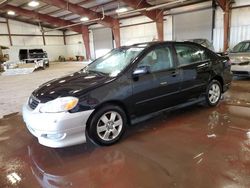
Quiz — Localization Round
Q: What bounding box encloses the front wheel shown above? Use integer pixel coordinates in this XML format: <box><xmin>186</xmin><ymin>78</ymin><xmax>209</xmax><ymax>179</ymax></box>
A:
<box><xmin>206</xmin><ymin>80</ymin><xmax>222</xmax><ymax>106</ymax></box>
<box><xmin>87</xmin><ymin>105</ymin><xmax>127</xmax><ymax>146</ymax></box>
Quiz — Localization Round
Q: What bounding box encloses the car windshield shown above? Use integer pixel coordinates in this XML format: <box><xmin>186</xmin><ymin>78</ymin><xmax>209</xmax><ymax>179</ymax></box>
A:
<box><xmin>84</xmin><ymin>47</ymin><xmax>144</xmax><ymax>77</ymax></box>
<box><xmin>232</xmin><ymin>42</ymin><xmax>250</xmax><ymax>52</ymax></box>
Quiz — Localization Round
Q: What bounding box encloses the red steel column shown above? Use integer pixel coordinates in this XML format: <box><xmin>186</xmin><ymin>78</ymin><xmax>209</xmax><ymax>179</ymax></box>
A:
<box><xmin>156</xmin><ymin>12</ymin><xmax>164</xmax><ymax>41</ymax></box>
<box><xmin>6</xmin><ymin>18</ymin><xmax>13</xmax><ymax>46</ymax></box>
<box><xmin>112</xmin><ymin>20</ymin><xmax>120</xmax><ymax>48</ymax></box>
<box><xmin>223</xmin><ymin>1</ymin><xmax>230</xmax><ymax>51</ymax></box>
<box><xmin>81</xmin><ymin>26</ymin><xmax>90</xmax><ymax>60</ymax></box>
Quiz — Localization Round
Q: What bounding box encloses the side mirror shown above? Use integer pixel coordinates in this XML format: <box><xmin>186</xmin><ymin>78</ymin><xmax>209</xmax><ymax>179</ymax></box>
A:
<box><xmin>132</xmin><ymin>66</ymin><xmax>150</xmax><ymax>77</ymax></box>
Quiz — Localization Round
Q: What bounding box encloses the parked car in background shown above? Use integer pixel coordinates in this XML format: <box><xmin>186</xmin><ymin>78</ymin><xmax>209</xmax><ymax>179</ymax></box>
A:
<box><xmin>188</xmin><ymin>39</ymin><xmax>215</xmax><ymax>51</ymax></box>
<box><xmin>19</xmin><ymin>48</ymin><xmax>49</xmax><ymax>69</ymax></box>
<box><xmin>22</xmin><ymin>41</ymin><xmax>232</xmax><ymax>148</ymax></box>
<box><xmin>0</xmin><ymin>45</ymin><xmax>9</xmax><ymax>72</ymax></box>
<box><xmin>228</xmin><ymin>40</ymin><xmax>250</xmax><ymax>77</ymax></box>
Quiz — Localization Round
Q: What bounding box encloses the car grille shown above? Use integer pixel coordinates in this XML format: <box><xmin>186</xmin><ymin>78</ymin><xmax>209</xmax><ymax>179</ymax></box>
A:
<box><xmin>28</xmin><ymin>95</ymin><xmax>40</xmax><ymax>110</ymax></box>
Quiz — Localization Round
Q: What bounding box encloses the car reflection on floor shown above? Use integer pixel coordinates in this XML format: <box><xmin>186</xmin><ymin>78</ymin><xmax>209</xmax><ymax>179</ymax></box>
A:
<box><xmin>22</xmin><ymin>102</ymin><xmax>250</xmax><ymax>188</ymax></box>
<box><xmin>28</xmin><ymin>144</ymin><xmax>126</xmax><ymax>188</ymax></box>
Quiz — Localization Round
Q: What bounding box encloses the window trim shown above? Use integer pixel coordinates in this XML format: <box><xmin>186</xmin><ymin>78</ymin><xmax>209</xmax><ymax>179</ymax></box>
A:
<box><xmin>177</xmin><ymin>59</ymin><xmax>210</xmax><ymax>68</ymax></box>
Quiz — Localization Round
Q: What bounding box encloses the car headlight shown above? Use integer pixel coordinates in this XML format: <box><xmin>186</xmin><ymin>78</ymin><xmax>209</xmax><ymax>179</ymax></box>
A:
<box><xmin>39</xmin><ymin>97</ymin><xmax>79</xmax><ymax>113</ymax></box>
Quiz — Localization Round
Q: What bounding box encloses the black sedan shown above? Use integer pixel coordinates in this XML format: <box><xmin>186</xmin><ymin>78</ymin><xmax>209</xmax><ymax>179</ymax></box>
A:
<box><xmin>22</xmin><ymin>41</ymin><xmax>232</xmax><ymax>147</ymax></box>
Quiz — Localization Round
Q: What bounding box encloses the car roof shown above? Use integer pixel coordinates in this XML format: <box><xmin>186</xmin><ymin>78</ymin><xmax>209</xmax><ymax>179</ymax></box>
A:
<box><xmin>121</xmin><ymin>41</ymin><xmax>200</xmax><ymax>48</ymax></box>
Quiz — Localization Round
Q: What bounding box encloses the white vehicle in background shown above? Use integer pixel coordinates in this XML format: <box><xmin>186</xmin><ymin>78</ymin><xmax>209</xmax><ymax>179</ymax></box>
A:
<box><xmin>19</xmin><ymin>49</ymin><xmax>49</xmax><ymax>69</ymax></box>
<box><xmin>229</xmin><ymin>40</ymin><xmax>250</xmax><ymax>77</ymax></box>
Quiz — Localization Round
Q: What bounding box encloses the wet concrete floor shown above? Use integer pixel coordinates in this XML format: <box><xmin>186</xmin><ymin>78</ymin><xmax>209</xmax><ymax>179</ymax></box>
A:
<box><xmin>0</xmin><ymin>79</ymin><xmax>250</xmax><ymax>188</ymax></box>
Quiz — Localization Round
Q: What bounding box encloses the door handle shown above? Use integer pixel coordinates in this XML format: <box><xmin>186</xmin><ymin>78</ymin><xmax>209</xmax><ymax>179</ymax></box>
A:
<box><xmin>160</xmin><ymin>81</ymin><xmax>168</xmax><ymax>85</ymax></box>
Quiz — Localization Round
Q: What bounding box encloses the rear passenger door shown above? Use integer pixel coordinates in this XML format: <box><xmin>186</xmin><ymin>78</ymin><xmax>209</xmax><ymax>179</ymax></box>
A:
<box><xmin>174</xmin><ymin>44</ymin><xmax>211</xmax><ymax>100</ymax></box>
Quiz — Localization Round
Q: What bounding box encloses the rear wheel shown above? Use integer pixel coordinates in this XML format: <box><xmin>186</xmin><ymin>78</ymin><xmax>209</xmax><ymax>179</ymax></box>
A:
<box><xmin>87</xmin><ymin>105</ymin><xmax>127</xmax><ymax>146</ymax></box>
<box><xmin>206</xmin><ymin>80</ymin><xmax>222</xmax><ymax>106</ymax></box>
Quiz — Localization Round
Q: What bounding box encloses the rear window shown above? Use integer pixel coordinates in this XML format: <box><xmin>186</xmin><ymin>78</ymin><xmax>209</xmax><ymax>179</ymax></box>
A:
<box><xmin>29</xmin><ymin>49</ymin><xmax>43</xmax><ymax>54</ymax></box>
<box><xmin>175</xmin><ymin>44</ymin><xmax>208</xmax><ymax>66</ymax></box>
<box><xmin>19</xmin><ymin>49</ymin><xmax>27</xmax><ymax>54</ymax></box>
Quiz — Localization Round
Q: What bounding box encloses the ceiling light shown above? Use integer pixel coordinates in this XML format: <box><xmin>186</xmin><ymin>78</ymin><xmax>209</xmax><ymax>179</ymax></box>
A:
<box><xmin>80</xmin><ymin>17</ymin><xmax>89</xmax><ymax>22</ymax></box>
<box><xmin>7</xmin><ymin>11</ymin><xmax>15</xmax><ymax>15</ymax></box>
<box><xmin>28</xmin><ymin>1</ymin><xmax>40</xmax><ymax>7</ymax></box>
<box><xmin>116</xmin><ymin>7</ymin><xmax>128</xmax><ymax>13</ymax></box>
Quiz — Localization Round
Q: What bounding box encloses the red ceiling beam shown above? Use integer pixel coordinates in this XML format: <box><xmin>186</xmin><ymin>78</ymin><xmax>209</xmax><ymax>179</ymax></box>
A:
<box><xmin>0</xmin><ymin>0</ymin><xmax>11</xmax><ymax>8</ymax></box>
<box><xmin>3</xmin><ymin>4</ymin><xmax>91</xmax><ymax>59</ymax></box>
<box><xmin>215</xmin><ymin>0</ymin><xmax>227</xmax><ymax>11</ymax></box>
<box><xmin>121</xmin><ymin>0</ymin><xmax>164</xmax><ymax>41</ymax></box>
<box><xmin>40</xmin><ymin>0</ymin><xmax>121</xmax><ymax>47</ymax></box>
<box><xmin>0</xmin><ymin>12</ymin><xmax>54</xmax><ymax>29</ymax></box>
<box><xmin>121</xmin><ymin>0</ymin><xmax>163</xmax><ymax>22</ymax></box>
<box><xmin>41</xmin><ymin>0</ymin><xmax>117</xmax><ymax>28</ymax></box>
<box><xmin>3</xmin><ymin>4</ymin><xmax>84</xmax><ymax>33</ymax></box>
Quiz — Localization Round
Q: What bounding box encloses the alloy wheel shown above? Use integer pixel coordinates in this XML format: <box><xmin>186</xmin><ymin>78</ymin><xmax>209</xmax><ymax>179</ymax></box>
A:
<box><xmin>208</xmin><ymin>83</ymin><xmax>221</xmax><ymax>104</ymax></box>
<box><xmin>96</xmin><ymin>111</ymin><xmax>123</xmax><ymax>141</ymax></box>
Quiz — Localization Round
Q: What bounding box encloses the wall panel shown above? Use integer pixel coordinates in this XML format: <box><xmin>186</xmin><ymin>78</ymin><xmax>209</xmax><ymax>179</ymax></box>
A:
<box><xmin>173</xmin><ymin>9</ymin><xmax>213</xmax><ymax>41</ymax></box>
<box><xmin>0</xmin><ymin>23</ymin><xmax>8</xmax><ymax>34</ymax></box>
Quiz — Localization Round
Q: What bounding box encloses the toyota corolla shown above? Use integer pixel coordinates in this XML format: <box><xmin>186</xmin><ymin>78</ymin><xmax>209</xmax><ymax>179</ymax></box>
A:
<box><xmin>22</xmin><ymin>41</ymin><xmax>232</xmax><ymax>148</ymax></box>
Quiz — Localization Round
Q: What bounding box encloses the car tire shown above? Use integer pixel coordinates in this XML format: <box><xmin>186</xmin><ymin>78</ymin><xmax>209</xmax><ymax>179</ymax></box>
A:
<box><xmin>205</xmin><ymin>80</ymin><xmax>222</xmax><ymax>106</ymax></box>
<box><xmin>41</xmin><ymin>62</ymin><xmax>46</xmax><ymax>70</ymax></box>
<box><xmin>87</xmin><ymin>105</ymin><xmax>127</xmax><ymax>146</ymax></box>
<box><xmin>46</xmin><ymin>62</ymin><xmax>49</xmax><ymax>67</ymax></box>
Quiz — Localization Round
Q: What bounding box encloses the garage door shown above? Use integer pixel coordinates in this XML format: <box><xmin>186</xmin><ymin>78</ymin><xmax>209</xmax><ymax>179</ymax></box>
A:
<box><xmin>92</xmin><ymin>28</ymin><xmax>113</xmax><ymax>58</ymax></box>
<box><xmin>173</xmin><ymin>9</ymin><xmax>213</xmax><ymax>41</ymax></box>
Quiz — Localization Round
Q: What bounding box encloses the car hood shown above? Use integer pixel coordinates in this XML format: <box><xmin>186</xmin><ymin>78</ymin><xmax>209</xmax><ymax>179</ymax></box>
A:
<box><xmin>229</xmin><ymin>53</ymin><xmax>250</xmax><ymax>64</ymax></box>
<box><xmin>32</xmin><ymin>70</ymin><xmax>113</xmax><ymax>102</ymax></box>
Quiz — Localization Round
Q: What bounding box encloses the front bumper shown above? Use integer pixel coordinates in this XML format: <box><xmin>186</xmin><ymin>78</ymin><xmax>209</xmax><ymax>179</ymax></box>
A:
<box><xmin>231</xmin><ymin>65</ymin><xmax>250</xmax><ymax>77</ymax></box>
<box><xmin>22</xmin><ymin>103</ymin><xmax>94</xmax><ymax>148</ymax></box>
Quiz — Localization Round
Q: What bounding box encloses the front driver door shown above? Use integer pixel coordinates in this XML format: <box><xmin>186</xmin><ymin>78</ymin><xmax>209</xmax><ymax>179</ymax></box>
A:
<box><xmin>131</xmin><ymin>45</ymin><xmax>182</xmax><ymax>117</ymax></box>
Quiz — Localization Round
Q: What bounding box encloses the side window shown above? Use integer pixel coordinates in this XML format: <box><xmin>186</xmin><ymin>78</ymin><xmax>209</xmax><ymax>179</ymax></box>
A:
<box><xmin>175</xmin><ymin>45</ymin><xmax>208</xmax><ymax>66</ymax></box>
<box><xmin>137</xmin><ymin>46</ymin><xmax>173</xmax><ymax>73</ymax></box>
<box><xmin>242</xmin><ymin>42</ymin><xmax>250</xmax><ymax>52</ymax></box>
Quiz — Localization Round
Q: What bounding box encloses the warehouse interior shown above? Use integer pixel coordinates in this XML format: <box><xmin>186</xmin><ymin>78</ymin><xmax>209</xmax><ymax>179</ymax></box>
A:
<box><xmin>0</xmin><ymin>0</ymin><xmax>250</xmax><ymax>187</ymax></box>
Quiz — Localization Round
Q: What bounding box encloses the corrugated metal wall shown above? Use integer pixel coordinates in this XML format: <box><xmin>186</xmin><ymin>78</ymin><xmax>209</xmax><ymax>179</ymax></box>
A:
<box><xmin>230</xmin><ymin>25</ymin><xmax>250</xmax><ymax>46</ymax></box>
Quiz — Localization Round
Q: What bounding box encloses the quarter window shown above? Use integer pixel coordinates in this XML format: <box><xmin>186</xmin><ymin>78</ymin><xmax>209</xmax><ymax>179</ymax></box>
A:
<box><xmin>175</xmin><ymin>45</ymin><xmax>208</xmax><ymax>66</ymax></box>
<box><xmin>137</xmin><ymin>46</ymin><xmax>174</xmax><ymax>73</ymax></box>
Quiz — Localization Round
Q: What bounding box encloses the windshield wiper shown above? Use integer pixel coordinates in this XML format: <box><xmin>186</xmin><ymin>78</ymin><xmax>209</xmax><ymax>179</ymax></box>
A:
<box><xmin>87</xmin><ymin>69</ymin><xmax>109</xmax><ymax>76</ymax></box>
